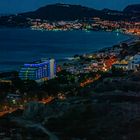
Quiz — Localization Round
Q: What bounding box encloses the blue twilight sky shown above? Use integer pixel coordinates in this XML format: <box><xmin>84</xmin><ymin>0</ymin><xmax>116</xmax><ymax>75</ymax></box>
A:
<box><xmin>0</xmin><ymin>0</ymin><xmax>140</xmax><ymax>14</ymax></box>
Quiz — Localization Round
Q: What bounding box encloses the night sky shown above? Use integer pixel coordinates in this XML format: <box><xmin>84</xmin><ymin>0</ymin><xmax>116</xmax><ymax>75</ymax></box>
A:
<box><xmin>0</xmin><ymin>0</ymin><xmax>140</xmax><ymax>13</ymax></box>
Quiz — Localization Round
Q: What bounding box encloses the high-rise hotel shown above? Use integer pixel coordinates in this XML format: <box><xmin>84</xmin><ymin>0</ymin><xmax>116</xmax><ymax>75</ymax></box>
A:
<box><xmin>19</xmin><ymin>58</ymin><xmax>56</xmax><ymax>82</ymax></box>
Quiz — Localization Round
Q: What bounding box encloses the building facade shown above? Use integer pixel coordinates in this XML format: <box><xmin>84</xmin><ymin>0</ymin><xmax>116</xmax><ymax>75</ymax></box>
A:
<box><xmin>128</xmin><ymin>54</ymin><xmax>140</xmax><ymax>70</ymax></box>
<box><xmin>113</xmin><ymin>64</ymin><xmax>128</xmax><ymax>71</ymax></box>
<box><xmin>19</xmin><ymin>58</ymin><xmax>56</xmax><ymax>82</ymax></box>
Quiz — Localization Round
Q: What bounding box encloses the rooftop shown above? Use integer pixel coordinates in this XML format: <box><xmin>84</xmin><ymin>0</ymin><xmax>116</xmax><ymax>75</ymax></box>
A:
<box><xmin>23</xmin><ymin>58</ymin><xmax>55</xmax><ymax>67</ymax></box>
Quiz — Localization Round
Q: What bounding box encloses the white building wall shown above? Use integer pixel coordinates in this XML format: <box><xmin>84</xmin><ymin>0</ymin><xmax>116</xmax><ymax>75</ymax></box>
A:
<box><xmin>49</xmin><ymin>59</ymin><xmax>56</xmax><ymax>79</ymax></box>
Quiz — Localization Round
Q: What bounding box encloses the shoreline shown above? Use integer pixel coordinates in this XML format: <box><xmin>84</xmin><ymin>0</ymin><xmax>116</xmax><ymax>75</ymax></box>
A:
<box><xmin>59</xmin><ymin>34</ymin><xmax>136</xmax><ymax>61</ymax></box>
<box><xmin>0</xmin><ymin>28</ymin><xmax>138</xmax><ymax>74</ymax></box>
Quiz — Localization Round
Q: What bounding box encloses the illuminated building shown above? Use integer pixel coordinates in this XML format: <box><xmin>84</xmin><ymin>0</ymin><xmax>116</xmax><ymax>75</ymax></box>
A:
<box><xmin>113</xmin><ymin>64</ymin><xmax>128</xmax><ymax>70</ymax></box>
<box><xmin>19</xmin><ymin>58</ymin><xmax>56</xmax><ymax>82</ymax></box>
<box><xmin>128</xmin><ymin>54</ymin><xmax>140</xmax><ymax>70</ymax></box>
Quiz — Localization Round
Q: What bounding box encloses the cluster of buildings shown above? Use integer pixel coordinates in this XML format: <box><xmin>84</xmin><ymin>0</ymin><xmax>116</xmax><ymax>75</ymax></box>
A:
<box><xmin>114</xmin><ymin>53</ymin><xmax>140</xmax><ymax>71</ymax></box>
<box><xmin>29</xmin><ymin>18</ymin><xmax>140</xmax><ymax>35</ymax></box>
<box><xmin>128</xmin><ymin>54</ymin><xmax>140</xmax><ymax>70</ymax></box>
<box><xmin>92</xmin><ymin>18</ymin><xmax>140</xmax><ymax>35</ymax></box>
<box><xmin>63</xmin><ymin>54</ymin><xmax>117</xmax><ymax>75</ymax></box>
<box><xmin>62</xmin><ymin>38</ymin><xmax>140</xmax><ymax>78</ymax></box>
<box><xmin>31</xmin><ymin>19</ymin><xmax>83</xmax><ymax>31</ymax></box>
<box><xmin>19</xmin><ymin>58</ymin><xmax>56</xmax><ymax>83</ymax></box>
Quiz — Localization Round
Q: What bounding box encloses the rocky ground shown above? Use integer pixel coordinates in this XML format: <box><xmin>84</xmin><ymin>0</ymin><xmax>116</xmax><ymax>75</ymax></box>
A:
<box><xmin>43</xmin><ymin>97</ymin><xmax>140</xmax><ymax>140</ymax></box>
<box><xmin>1</xmin><ymin>72</ymin><xmax>140</xmax><ymax>140</ymax></box>
<box><xmin>0</xmin><ymin>94</ymin><xmax>140</xmax><ymax>140</ymax></box>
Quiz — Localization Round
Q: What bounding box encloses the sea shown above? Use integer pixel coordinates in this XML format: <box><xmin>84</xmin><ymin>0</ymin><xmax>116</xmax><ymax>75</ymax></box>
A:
<box><xmin>0</xmin><ymin>28</ymin><xmax>130</xmax><ymax>72</ymax></box>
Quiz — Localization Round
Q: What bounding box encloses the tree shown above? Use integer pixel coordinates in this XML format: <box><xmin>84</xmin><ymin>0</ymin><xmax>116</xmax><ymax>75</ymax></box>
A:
<box><xmin>111</xmin><ymin>66</ymin><xmax>124</xmax><ymax>76</ymax></box>
<box><xmin>43</xmin><ymin>79</ymin><xmax>60</xmax><ymax>95</ymax></box>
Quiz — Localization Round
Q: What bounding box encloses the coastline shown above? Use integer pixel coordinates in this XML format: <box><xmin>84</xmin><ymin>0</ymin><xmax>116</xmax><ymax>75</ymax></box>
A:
<box><xmin>0</xmin><ymin>28</ymin><xmax>138</xmax><ymax>73</ymax></box>
<box><xmin>58</xmin><ymin>35</ymin><xmax>140</xmax><ymax>69</ymax></box>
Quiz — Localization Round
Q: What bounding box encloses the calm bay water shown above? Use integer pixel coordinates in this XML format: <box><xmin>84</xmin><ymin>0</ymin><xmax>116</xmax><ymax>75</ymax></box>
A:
<box><xmin>0</xmin><ymin>28</ymin><xmax>130</xmax><ymax>72</ymax></box>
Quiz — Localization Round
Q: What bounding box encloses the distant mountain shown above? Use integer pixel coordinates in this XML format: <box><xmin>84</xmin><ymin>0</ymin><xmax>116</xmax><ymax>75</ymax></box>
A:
<box><xmin>102</xmin><ymin>8</ymin><xmax>121</xmax><ymax>14</ymax></box>
<box><xmin>19</xmin><ymin>3</ymin><xmax>129</xmax><ymax>21</ymax></box>
<box><xmin>123</xmin><ymin>4</ymin><xmax>140</xmax><ymax>14</ymax></box>
<box><xmin>20</xmin><ymin>3</ymin><xmax>103</xmax><ymax>20</ymax></box>
<box><xmin>0</xmin><ymin>3</ymin><xmax>140</xmax><ymax>27</ymax></box>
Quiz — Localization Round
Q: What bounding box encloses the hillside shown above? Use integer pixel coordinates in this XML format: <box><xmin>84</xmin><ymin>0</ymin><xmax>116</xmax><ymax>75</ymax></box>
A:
<box><xmin>0</xmin><ymin>3</ymin><xmax>140</xmax><ymax>27</ymax></box>
<box><xmin>20</xmin><ymin>3</ymin><xmax>103</xmax><ymax>20</ymax></box>
<box><xmin>124</xmin><ymin>4</ymin><xmax>140</xmax><ymax>13</ymax></box>
<box><xmin>20</xmin><ymin>3</ymin><xmax>130</xmax><ymax>21</ymax></box>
